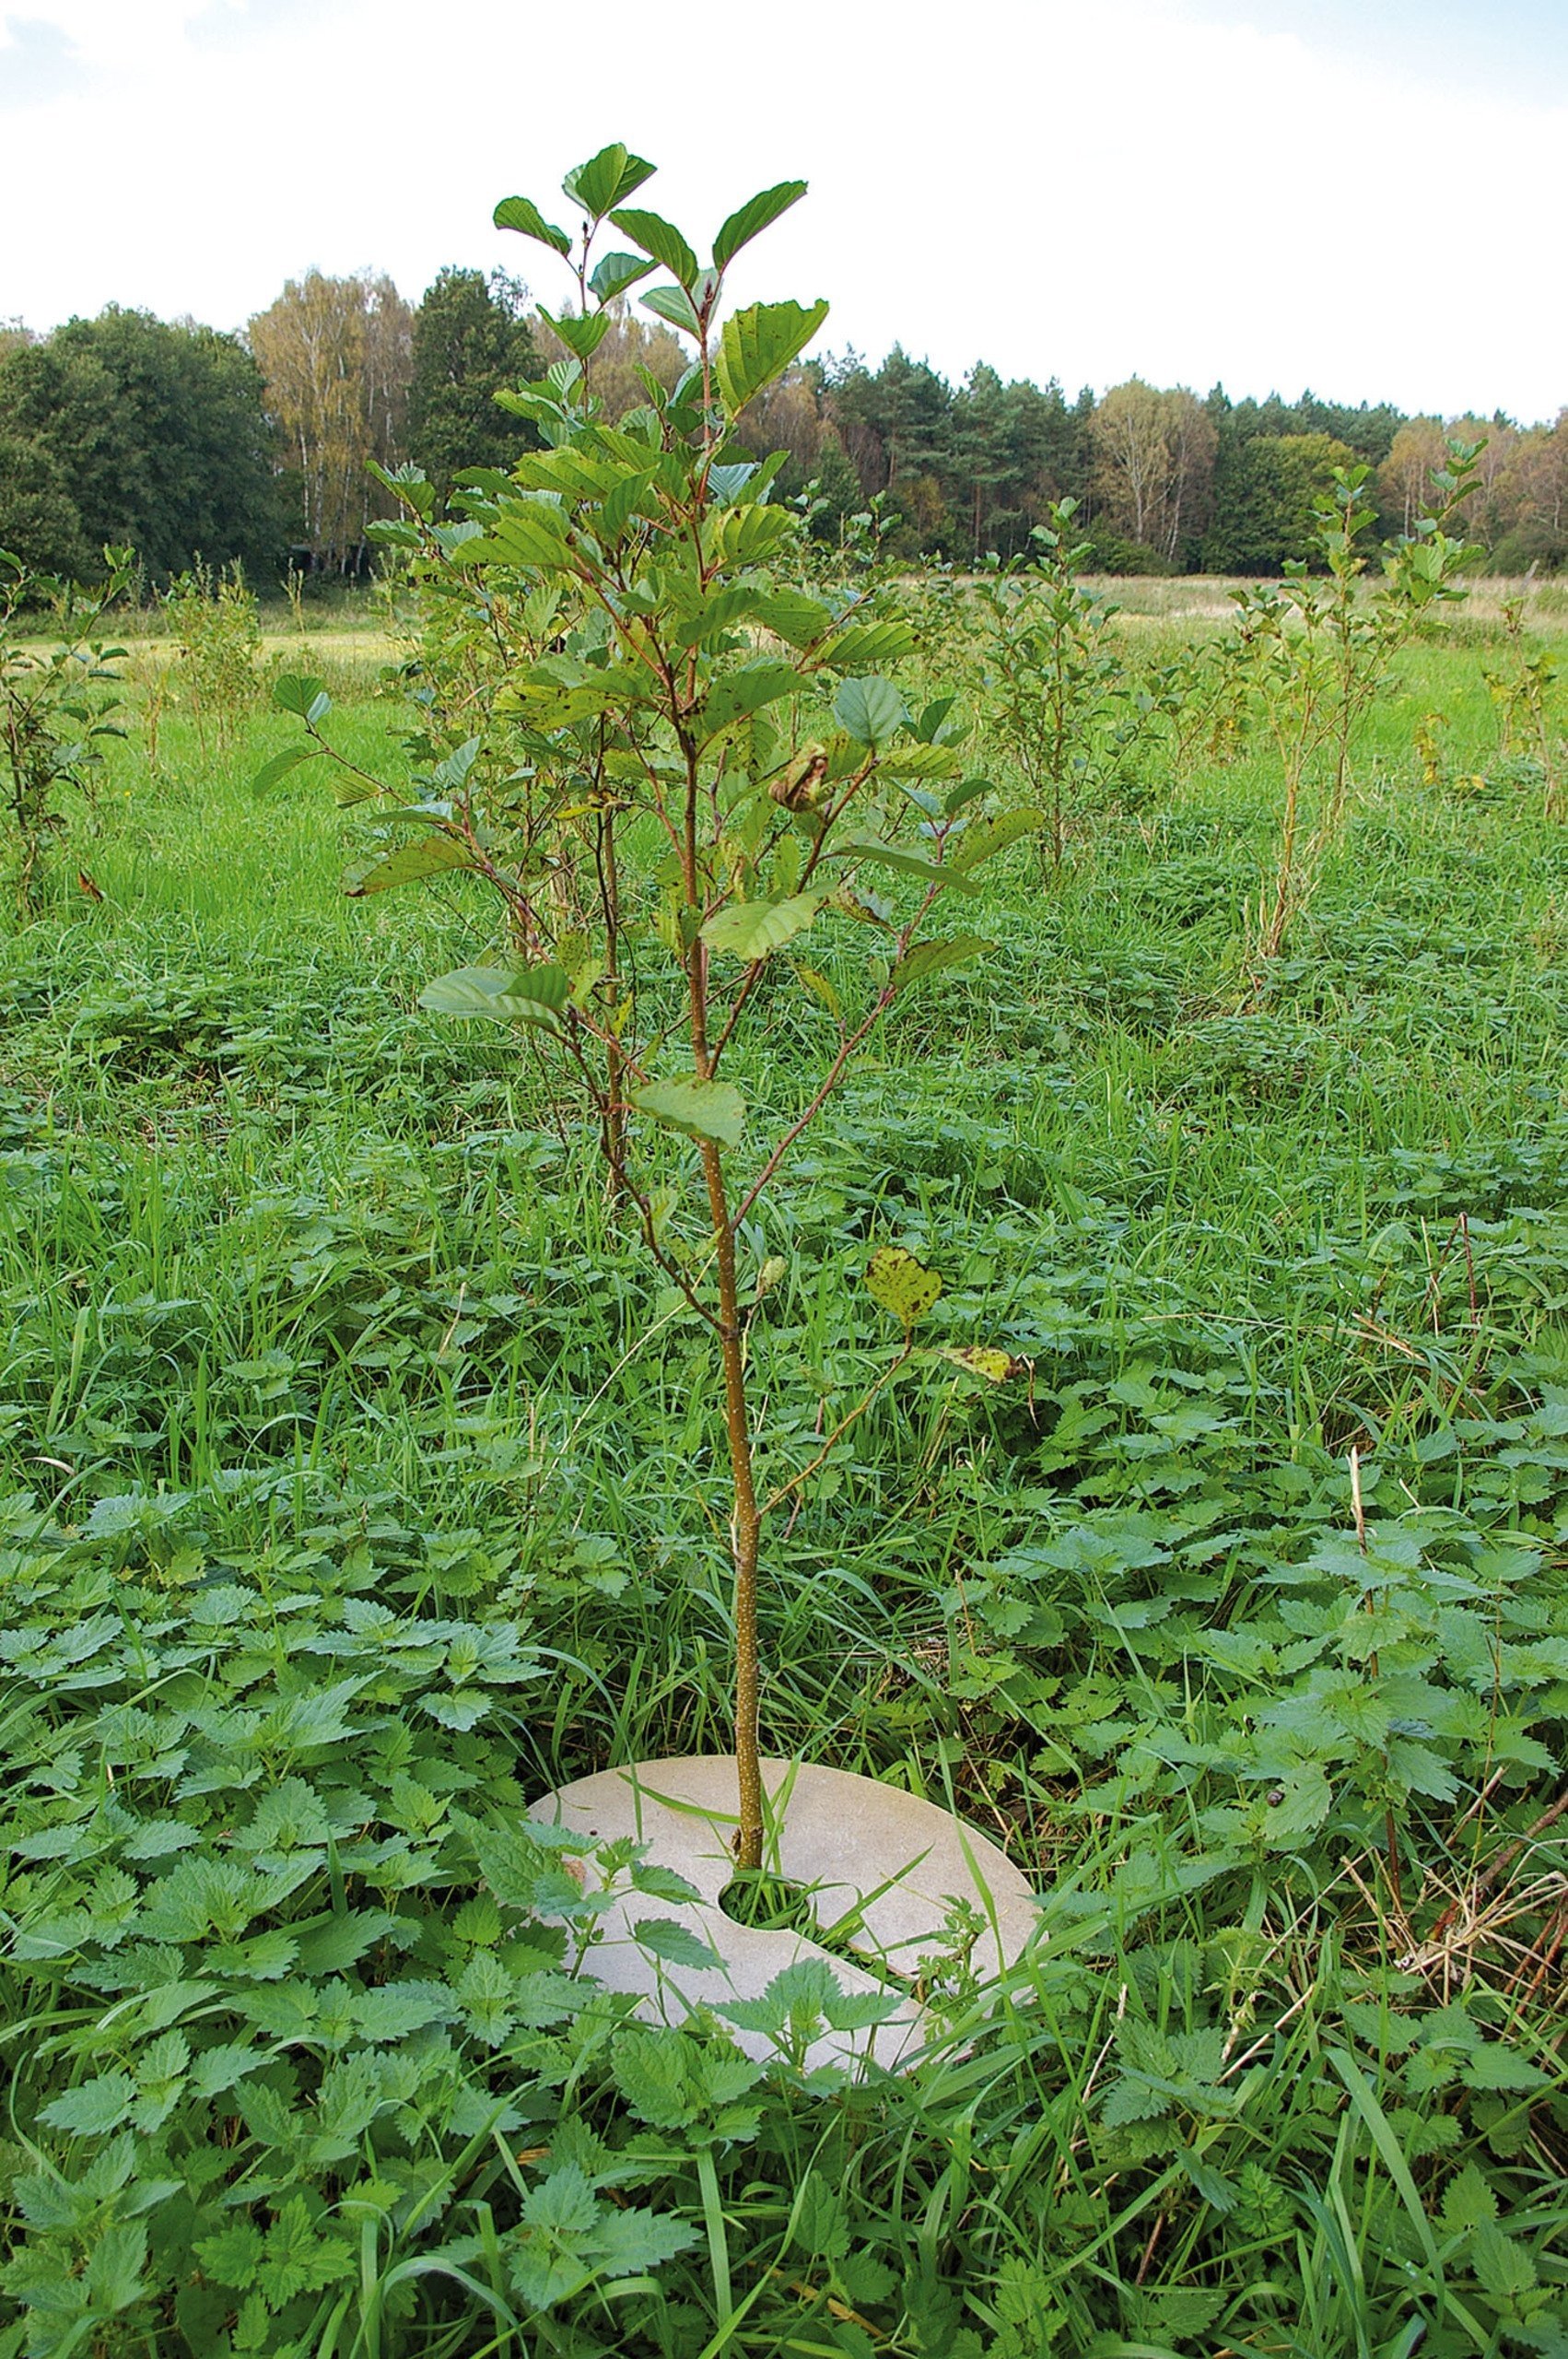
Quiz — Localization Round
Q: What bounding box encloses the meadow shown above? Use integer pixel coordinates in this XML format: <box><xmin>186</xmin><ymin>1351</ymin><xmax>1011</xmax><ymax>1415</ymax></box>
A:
<box><xmin>2</xmin><ymin>585</ymin><xmax>1568</xmax><ymax>2359</ymax></box>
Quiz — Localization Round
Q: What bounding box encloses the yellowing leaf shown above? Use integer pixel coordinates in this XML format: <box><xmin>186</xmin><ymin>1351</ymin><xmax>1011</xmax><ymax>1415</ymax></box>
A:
<box><xmin>865</xmin><ymin>1246</ymin><xmax>942</xmax><ymax>1329</ymax></box>
<box><xmin>939</xmin><ymin>1345</ymin><xmax>1027</xmax><ymax>1383</ymax></box>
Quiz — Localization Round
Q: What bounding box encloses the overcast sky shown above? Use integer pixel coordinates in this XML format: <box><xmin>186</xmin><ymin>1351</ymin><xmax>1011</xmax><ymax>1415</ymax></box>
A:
<box><xmin>2</xmin><ymin>0</ymin><xmax>1563</xmax><ymax>421</ymax></box>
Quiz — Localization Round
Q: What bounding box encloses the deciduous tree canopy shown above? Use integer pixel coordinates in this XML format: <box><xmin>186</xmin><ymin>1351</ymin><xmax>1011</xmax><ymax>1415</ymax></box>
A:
<box><xmin>3</xmin><ymin>276</ymin><xmax>1565</xmax><ymax>584</ymax></box>
<box><xmin>0</xmin><ymin>309</ymin><xmax>280</xmax><ymax>583</ymax></box>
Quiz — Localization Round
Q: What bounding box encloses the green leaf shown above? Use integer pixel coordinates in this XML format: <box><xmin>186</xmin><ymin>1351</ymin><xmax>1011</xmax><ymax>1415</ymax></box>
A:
<box><xmin>640</xmin><ymin>284</ymin><xmax>702</xmax><ymax>338</ymax></box>
<box><xmin>866</xmin><ymin>1245</ymin><xmax>942</xmax><ymax>1329</ymax></box>
<box><xmin>418</xmin><ymin>966</ymin><xmax>570</xmax><ymax>1029</ymax></box>
<box><xmin>351</xmin><ymin>1982</ymin><xmax>456</xmax><ymax>2043</ymax></box>
<box><xmin>888</xmin><ymin>934</ymin><xmax>992</xmax><ymax>995</ymax></box>
<box><xmin>1439</xmin><ymin>2162</ymin><xmax>1499</xmax><ymax>2236</ymax></box>
<box><xmin>631</xmin><ymin>1916</ymin><xmax>724</xmax><ymax>1968</ymax></box>
<box><xmin>563</xmin><ymin>144</ymin><xmax>656</xmax><ymax>219</ymax></box>
<box><xmin>633</xmin><ymin>1075</ymin><xmax>745</xmax><ymax>1149</ymax></box>
<box><xmin>712</xmin><ymin>181</ymin><xmax>808</xmax><ymax>269</ymax></box>
<box><xmin>1462</xmin><ymin>2042</ymin><xmax>1548</xmax><ymax>2092</ymax></box>
<box><xmin>609</xmin><ymin>207</ymin><xmax>699</xmax><ymax>292</ymax></box>
<box><xmin>674</xmin><ymin>584</ymin><xmax>766</xmax><ymax>650</ymax></box>
<box><xmin>835</xmin><ymin>675</ymin><xmax>907</xmax><ymax>749</ymax></box>
<box><xmin>1326</xmin><ymin>2049</ymin><xmax>1439</xmax><ymax>2273</ymax></box>
<box><xmin>629</xmin><ymin>1862</ymin><xmax>705</xmax><ymax>1905</ymax></box>
<box><xmin>817</xmin><ymin>620</ymin><xmax>918</xmax><ymax>671</ymax></box>
<box><xmin>479</xmin><ymin>503</ymin><xmax>575</xmax><ymax>571</ymax></box>
<box><xmin>613</xmin><ymin>2027</ymin><xmax>701</xmax><ymax>2126</ymax></box>
<box><xmin>751</xmin><ymin>590</ymin><xmax>834</xmax><ymax>648</ymax></box>
<box><xmin>38</xmin><ymin>2071</ymin><xmax>136</xmax><ymax>2136</ymax></box>
<box><xmin>715</xmin><ymin>299</ymin><xmax>829</xmax><ymax>416</ymax></box>
<box><xmin>536</xmin><ymin>306</ymin><xmax>611</xmax><ymax>362</ymax></box>
<box><xmin>950</xmin><ymin>808</ymin><xmax>1046</xmax><ymax>874</ymax></box>
<box><xmin>588</xmin><ymin>2206</ymin><xmax>698</xmax><ymax>2279</ymax></box>
<box><xmin>701</xmin><ymin>894</ymin><xmax>823</xmax><ymax>961</ymax></box>
<box><xmin>1471</xmin><ymin>2220</ymin><xmax>1539</xmax><ymax>2303</ymax></box>
<box><xmin>835</xmin><ymin>835</ymin><xmax>979</xmax><ymax>896</ymax></box>
<box><xmin>589</xmin><ymin>249</ymin><xmax>655</xmax><ymax>304</ymax></box>
<box><xmin>792</xmin><ymin>2170</ymin><xmax>850</xmax><ymax>2259</ymax></box>
<box><xmin>880</xmin><ymin>742</ymin><xmax>964</xmax><ymax>781</ymax></box>
<box><xmin>273</xmin><ymin>673</ymin><xmax>330</xmax><ymax>724</ymax></box>
<box><xmin>344</xmin><ymin>834</ymin><xmax>473</xmax><ymax>896</ymax></box>
<box><xmin>699</xmin><ymin>659</ymin><xmax>799</xmax><ymax>742</ymax></box>
<box><xmin>494</xmin><ymin>194</ymin><xmax>571</xmax><ymax>255</ymax></box>
<box><xmin>253</xmin><ymin>745</ymin><xmax>316</xmax><ymax>793</ymax></box>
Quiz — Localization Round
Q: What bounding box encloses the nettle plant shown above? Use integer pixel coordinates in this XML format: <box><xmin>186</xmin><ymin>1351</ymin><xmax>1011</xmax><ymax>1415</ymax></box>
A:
<box><xmin>1228</xmin><ymin>449</ymin><xmax>1480</xmax><ymax>960</ymax></box>
<box><xmin>269</xmin><ymin>145</ymin><xmax>1037</xmax><ymax>1872</ymax></box>
<box><xmin>0</xmin><ymin>545</ymin><xmax>133</xmax><ymax>912</ymax></box>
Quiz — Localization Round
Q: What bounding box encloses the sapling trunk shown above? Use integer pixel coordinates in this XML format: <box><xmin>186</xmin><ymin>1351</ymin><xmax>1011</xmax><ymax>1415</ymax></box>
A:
<box><xmin>701</xmin><ymin>1138</ymin><xmax>766</xmax><ymax>1871</ymax></box>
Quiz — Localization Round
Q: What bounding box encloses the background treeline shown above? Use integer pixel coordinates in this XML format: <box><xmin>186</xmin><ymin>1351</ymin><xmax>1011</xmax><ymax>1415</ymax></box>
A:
<box><xmin>2</xmin><ymin>264</ymin><xmax>1565</xmax><ymax>589</ymax></box>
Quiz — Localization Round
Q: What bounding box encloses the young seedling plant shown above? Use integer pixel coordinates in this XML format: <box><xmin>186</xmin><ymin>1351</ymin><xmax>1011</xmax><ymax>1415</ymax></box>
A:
<box><xmin>1228</xmin><ymin>449</ymin><xmax>1479</xmax><ymax>960</ymax></box>
<box><xmin>972</xmin><ymin>498</ymin><xmax>1149</xmax><ymax>870</ymax></box>
<box><xmin>267</xmin><ymin>145</ymin><xmax>1039</xmax><ymax>1874</ymax></box>
<box><xmin>0</xmin><ymin>545</ymin><xmax>133</xmax><ymax>912</ymax></box>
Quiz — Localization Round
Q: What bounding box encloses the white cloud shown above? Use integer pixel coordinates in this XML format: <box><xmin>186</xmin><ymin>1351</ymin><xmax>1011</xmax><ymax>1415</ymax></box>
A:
<box><xmin>0</xmin><ymin>0</ymin><xmax>1562</xmax><ymax>420</ymax></box>
<box><xmin>0</xmin><ymin>13</ymin><xmax>90</xmax><ymax>108</ymax></box>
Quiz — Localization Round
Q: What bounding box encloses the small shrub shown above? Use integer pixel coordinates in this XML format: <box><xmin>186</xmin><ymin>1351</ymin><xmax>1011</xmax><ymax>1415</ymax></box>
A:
<box><xmin>0</xmin><ymin>543</ymin><xmax>132</xmax><ymax>911</ymax></box>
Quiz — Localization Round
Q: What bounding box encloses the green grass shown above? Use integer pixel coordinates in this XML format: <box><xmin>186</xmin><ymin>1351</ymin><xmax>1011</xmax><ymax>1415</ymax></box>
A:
<box><xmin>2</xmin><ymin>628</ymin><xmax>1567</xmax><ymax>2357</ymax></box>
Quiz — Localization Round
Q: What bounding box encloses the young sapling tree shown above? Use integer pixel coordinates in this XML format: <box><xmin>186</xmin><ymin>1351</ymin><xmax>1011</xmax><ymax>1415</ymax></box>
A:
<box><xmin>971</xmin><ymin>499</ymin><xmax>1143</xmax><ymax>870</ymax></box>
<box><xmin>267</xmin><ymin>146</ymin><xmax>1037</xmax><ymax>1872</ymax></box>
<box><xmin>1229</xmin><ymin>450</ymin><xmax>1480</xmax><ymax>960</ymax></box>
<box><xmin>0</xmin><ymin>546</ymin><xmax>133</xmax><ymax>911</ymax></box>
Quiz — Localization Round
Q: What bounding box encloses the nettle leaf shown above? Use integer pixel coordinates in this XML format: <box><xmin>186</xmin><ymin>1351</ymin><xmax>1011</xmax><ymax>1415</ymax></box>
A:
<box><xmin>629</xmin><ymin>1862</ymin><xmax>705</xmax><ymax>1906</ymax></box>
<box><xmin>1440</xmin><ymin>2162</ymin><xmax>1499</xmax><ymax>2236</ymax></box>
<box><xmin>633</xmin><ymin>1075</ymin><xmax>745</xmax><ymax>1150</ymax></box>
<box><xmin>418</xmin><ymin>966</ymin><xmax>570</xmax><ymax>1029</ymax></box>
<box><xmin>494</xmin><ymin>194</ymin><xmax>572</xmax><ymax>255</ymax></box>
<box><xmin>1471</xmin><ymin>2220</ymin><xmax>1539</xmax><ymax>2303</ymax></box>
<box><xmin>888</xmin><ymin>934</ymin><xmax>992</xmax><ymax>995</ymax></box>
<box><xmin>835</xmin><ymin>675</ymin><xmax>907</xmax><ymax>749</ymax></box>
<box><xmin>866</xmin><ymin>1246</ymin><xmax>942</xmax><ymax>1330</ymax></box>
<box><xmin>631</xmin><ymin>1916</ymin><xmax>724</xmax><ymax>1969</ymax></box>
<box><xmin>38</xmin><ymin>2071</ymin><xmax>136</xmax><ymax>2136</ymax></box>
<box><xmin>613</xmin><ymin>2027</ymin><xmax>703</xmax><ymax>2127</ymax></box>
<box><xmin>701</xmin><ymin>894</ymin><xmax>823</xmax><ymax>961</ymax></box>
<box><xmin>716</xmin><ymin>299</ymin><xmax>829</xmax><ymax>416</ymax></box>
<box><xmin>353</xmin><ymin>1981</ymin><xmax>456</xmax><ymax>2043</ymax></box>
<box><xmin>610</xmin><ymin>207</ymin><xmax>699</xmax><ymax>291</ymax></box>
<box><xmin>713</xmin><ymin>180</ymin><xmax>808</xmax><ymax>269</ymax></box>
<box><xmin>1462</xmin><ymin>2041</ymin><xmax>1548</xmax><ymax>2093</ymax></box>
<box><xmin>344</xmin><ymin>834</ymin><xmax>473</xmax><ymax>896</ymax></box>
<box><xmin>563</xmin><ymin>143</ymin><xmax>656</xmax><ymax>219</ymax></box>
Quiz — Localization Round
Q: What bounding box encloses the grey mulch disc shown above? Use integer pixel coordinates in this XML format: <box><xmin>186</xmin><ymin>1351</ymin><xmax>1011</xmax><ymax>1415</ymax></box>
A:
<box><xmin>530</xmin><ymin>1755</ymin><xmax>1038</xmax><ymax>2072</ymax></box>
